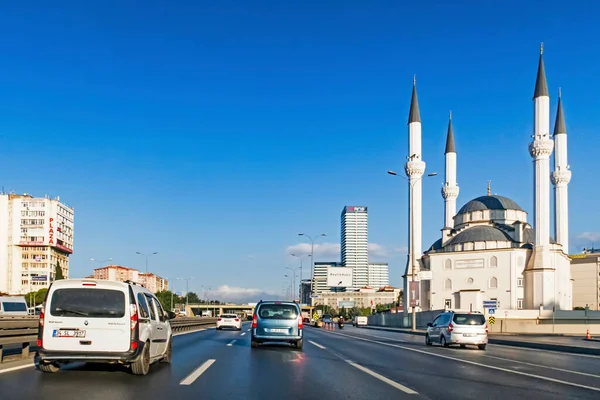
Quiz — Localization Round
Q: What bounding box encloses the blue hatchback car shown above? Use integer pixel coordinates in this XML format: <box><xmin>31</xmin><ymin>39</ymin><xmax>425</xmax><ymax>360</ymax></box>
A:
<box><xmin>251</xmin><ymin>301</ymin><xmax>303</xmax><ymax>350</ymax></box>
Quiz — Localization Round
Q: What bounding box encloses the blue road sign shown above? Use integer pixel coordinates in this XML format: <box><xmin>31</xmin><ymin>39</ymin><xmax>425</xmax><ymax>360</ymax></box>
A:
<box><xmin>488</xmin><ymin>308</ymin><xmax>495</xmax><ymax>315</ymax></box>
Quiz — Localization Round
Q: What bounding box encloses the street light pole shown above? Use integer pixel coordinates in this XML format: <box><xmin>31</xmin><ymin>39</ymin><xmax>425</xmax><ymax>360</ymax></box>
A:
<box><xmin>177</xmin><ymin>277</ymin><xmax>194</xmax><ymax>314</ymax></box>
<box><xmin>388</xmin><ymin>170</ymin><xmax>437</xmax><ymax>332</ymax></box>
<box><xmin>285</xmin><ymin>266</ymin><xmax>300</xmax><ymax>301</ymax></box>
<box><xmin>135</xmin><ymin>251</ymin><xmax>158</xmax><ymax>275</ymax></box>
<box><xmin>298</xmin><ymin>233</ymin><xmax>327</xmax><ymax>298</ymax></box>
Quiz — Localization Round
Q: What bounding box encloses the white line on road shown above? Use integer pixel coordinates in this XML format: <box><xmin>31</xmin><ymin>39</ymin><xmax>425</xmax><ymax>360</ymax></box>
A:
<box><xmin>227</xmin><ymin>340</ymin><xmax>237</xmax><ymax>347</ymax></box>
<box><xmin>482</xmin><ymin>354</ymin><xmax>600</xmax><ymax>379</ymax></box>
<box><xmin>309</xmin><ymin>340</ymin><xmax>326</xmax><ymax>349</ymax></box>
<box><xmin>174</xmin><ymin>328</ymin><xmax>207</xmax><ymax>337</ymax></box>
<box><xmin>179</xmin><ymin>359</ymin><xmax>216</xmax><ymax>385</ymax></box>
<box><xmin>346</xmin><ymin>360</ymin><xmax>418</xmax><ymax>394</ymax></box>
<box><xmin>0</xmin><ymin>363</ymin><xmax>34</xmax><ymax>375</ymax></box>
<box><xmin>241</xmin><ymin>332</ymin><xmax>246</xmax><ymax>336</ymax></box>
<box><xmin>247</xmin><ymin>328</ymin><xmax>251</xmax><ymax>332</ymax></box>
<box><xmin>326</xmin><ymin>331</ymin><xmax>600</xmax><ymax>393</ymax></box>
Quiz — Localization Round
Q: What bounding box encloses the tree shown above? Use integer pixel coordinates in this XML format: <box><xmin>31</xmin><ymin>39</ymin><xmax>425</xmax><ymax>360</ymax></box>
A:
<box><xmin>186</xmin><ymin>292</ymin><xmax>200</xmax><ymax>304</ymax></box>
<box><xmin>155</xmin><ymin>290</ymin><xmax>176</xmax><ymax>311</ymax></box>
<box><xmin>55</xmin><ymin>261</ymin><xmax>65</xmax><ymax>280</ymax></box>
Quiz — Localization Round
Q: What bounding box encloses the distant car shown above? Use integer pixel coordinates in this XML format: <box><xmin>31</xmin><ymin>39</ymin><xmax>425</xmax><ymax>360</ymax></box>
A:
<box><xmin>251</xmin><ymin>301</ymin><xmax>303</xmax><ymax>350</ymax></box>
<box><xmin>426</xmin><ymin>310</ymin><xmax>488</xmax><ymax>350</ymax></box>
<box><xmin>35</xmin><ymin>279</ymin><xmax>176</xmax><ymax>375</ymax></box>
<box><xmin>354</xmin><ymin>316</ymin><xmax>367</xmax><ymax>327</ymax></box>
<box><xmin>321</xmin><ymin>314</ymin><xmax>332</xmax><ymax>323</ymax></box>
<box><xmin>217</xmin><ymin>314</ymin><xmax>242</xmax><ymax>330</ymax></box>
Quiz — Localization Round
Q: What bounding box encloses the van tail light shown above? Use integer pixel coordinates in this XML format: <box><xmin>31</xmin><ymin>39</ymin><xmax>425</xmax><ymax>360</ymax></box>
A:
<box><xmin>130</xmin><ymin>304</ymin><xmax>138</xmax><ymax>331</ymax></box>
<box><xmin>485</xmin><ymin>324</ymin><xmax>488</xmax><ymax>333</ymax></box>
<box><xmin>298</xmin><ymin>315</ymin><xmax>303</xmax><ymax>329</ymax></box>
<box><xmin>234</xmin><ymin>318</ymin><xmax>239</xmax><ymax>322</ymax></box>
<box><xmin>218</xmin><ymin>318</ymin><xmax>222</xmax><ymax>321</ymax></box>
<box><xmin>252</xmin><ymin>314</ymin><xmax>257</xmax><ymax>328</ymax></box>
<box><xmin>447</xmin><ymin>323</ymin><xmax>453</xmax><ymax>332</ymax></box>
<box><xmin>37</xmin><ymin>309</ymin><xmax>45</xmax><ymax>348</ymax></box>
<box><xmin>39</xmin><ymin>309</ymin><xmax>45</xmax><ymax>327</ymax></box>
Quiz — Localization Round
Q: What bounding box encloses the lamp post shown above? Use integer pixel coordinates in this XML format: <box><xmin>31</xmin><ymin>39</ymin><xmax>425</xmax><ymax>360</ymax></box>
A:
<box><xmin>388</xmin><ymin>169</ymin><xmax>437</xmax><ymax>332</ymax></box>
<box><xmin>135</xmin><ymin>251</ymin><xmax>157</xmax><ymax>275</ymax></box>
<box><xmin>298</xmin><ymin>233</ymin><xmax>327</xmax><ymax>298</ymax></box>
<box><xmin>285</xmin><ymin>266</ymin><xmax>300</xmax><ymax>301</ymax></box>
<box><xmin>291</xmin><ymin>253</ymin><xmax>311</xmax><ymax>304</ymax></box>
<box><xmin>176</xmin><ymin>277</ymin><xmax>194</xmax><ymax>313</ymax></box>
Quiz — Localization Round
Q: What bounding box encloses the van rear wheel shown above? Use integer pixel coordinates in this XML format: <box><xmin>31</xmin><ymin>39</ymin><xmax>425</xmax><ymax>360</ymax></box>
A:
<box><xmin>295</xmin><ymin>339</ymin><xmax>303</xmax><ymax>351</ymax></box>
<box><xmin>131</xmin><ymin>342</ymin><xmax>151</xmax><ymax>375</ymax></box>
<box><xmin>38</xmin><ymin>362</ymin><xmax>60</xmax><ymax>373</ymax></box>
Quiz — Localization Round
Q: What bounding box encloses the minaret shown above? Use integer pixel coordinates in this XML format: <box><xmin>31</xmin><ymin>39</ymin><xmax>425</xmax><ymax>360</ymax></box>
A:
<box><xmin>525</xmin><ymin>43</ymin><xmax>555</xmax><ymax>309</ymax></box>
<box><xmin>551</xmin><ymin>88</ymin><xmax>571</xmax><ymax>253</ymax></box>
<box><xmin>404</xmin><ymin>75</ymin><xmax>426</xmax><ymax>313</ymax></box>
<box><xmin>442</xmin><ymin>111</ymin><xmax>459</xmax><ymax>229</ymax></box>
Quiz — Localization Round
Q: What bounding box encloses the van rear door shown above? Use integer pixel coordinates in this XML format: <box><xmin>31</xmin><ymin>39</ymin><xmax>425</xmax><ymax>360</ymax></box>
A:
<box><xmin>43</xmin><ymin>285</ymin><xmax>130</xmax><ymax>352</ymax></box>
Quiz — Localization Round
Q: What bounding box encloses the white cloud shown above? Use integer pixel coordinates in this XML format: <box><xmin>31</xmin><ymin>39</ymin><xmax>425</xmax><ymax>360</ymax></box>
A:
<box><xmin>209</xmin><ymin>285</ymin><xmax>280</xmax><ymax>304</ymax></box>
<box><xmin>284</xmin><ymin>242</ymin><xmax>390</xmax><ymax>258</ymax></box>
<box><xmin>393</xmin><ymin>246</ymin><xmax>409</xmax><ymax>254</ymax></box>
<box><xmin>577</xmin><ymin>232</ymin><xmax>600</xmax><ymax>242</ymax></box>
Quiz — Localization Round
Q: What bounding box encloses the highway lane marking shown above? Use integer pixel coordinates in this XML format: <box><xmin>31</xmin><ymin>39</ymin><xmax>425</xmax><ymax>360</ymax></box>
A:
<box><xmin>179</xmin><ymin>359</ymin><xmax>216</xmax><ymax>385</ymax></box>
<box><xmin>173</xmin><ymin>328</ymin><xmax>207</xmax><ymax>337</ymax></box>
<box><xmin>227</xmin><ymin>340</ymin><xmax>237</xmax><ymax>346</ymax></box>
<box><xmin>309</xmin><ymin>340</ymin><xmax>327</xmax><ymax>349</ymax></box>
<box><xmin>314</xmin><ymin>342</ymin><xmax>417</xmax><ymax>394</ymax></box>
<box><xmin>0</xmin><ymin>363</ymin><xmax>34</xmax><ymax>375</ymax></box>
<box><xmin>241</xmin><ymin>332</ymin><xmax>246</xmax><ymax>336</ymax></box>
<box><xmin>346</xmin><ymin>360</ymin><xmax>418</xmax><ymax>394</ymax></box>
<box><xmin>247</xmin><ymin>328</ymin><xmax>251</xmax><ymax>332</ymax></box>
<box><xmin>325</xmin><ymin>331</ymin><xmax>600</xmax><ymax>393</ymax></box>
<box><xmin>482</xmin><ymin>354</ymin><xmax>600</xmax><ymax>379</ymax></box>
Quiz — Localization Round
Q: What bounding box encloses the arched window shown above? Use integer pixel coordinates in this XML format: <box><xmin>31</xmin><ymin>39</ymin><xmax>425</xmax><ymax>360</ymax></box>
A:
<box><xmin>489</xmin><ymin>277</ymin><xmax>498</xmax><ymax>289</ymax></box>
<box><xmin>444</xmin><ymin>259</ymin><xmax>452</xmax><ymax>270</ymax></box>
<box><xmin>444</xmin><ymin>279</ymin><xmax>452</xmax><ymax>291</ymax></box>
<box><xmin>490</xmin><ymin>256</ymin><xmax>498</xmax><ymax>268</ymax></box>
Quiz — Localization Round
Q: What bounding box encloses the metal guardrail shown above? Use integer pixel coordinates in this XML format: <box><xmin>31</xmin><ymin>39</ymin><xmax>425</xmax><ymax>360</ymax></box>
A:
<box><xmin>0</xmin><ymin>316</ymin><xmax>217</xmax><ymax>363</ymax></box>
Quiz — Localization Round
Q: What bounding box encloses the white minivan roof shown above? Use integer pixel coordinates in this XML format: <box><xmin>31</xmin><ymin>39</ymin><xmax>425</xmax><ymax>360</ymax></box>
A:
<box><xmin>50</xmin><ymin>279</ymin><xmax>136</xmax><ymax>291</ymax></box>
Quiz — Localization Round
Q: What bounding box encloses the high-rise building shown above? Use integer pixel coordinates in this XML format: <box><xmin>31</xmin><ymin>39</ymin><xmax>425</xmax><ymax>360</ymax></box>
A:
<box><xmin>368</xmin><ymin>262</ymin><xmax>390</xmax><ymax>289</ymax></box>
<box><xmin>0</xmin><ymin>193</ymin><xmax>74</xmax><ymax>295</ymax></box>
<box><xmin>341</xmin><ymin>206</ymin><xmax>369</xmax><ymax>290</ymax></box>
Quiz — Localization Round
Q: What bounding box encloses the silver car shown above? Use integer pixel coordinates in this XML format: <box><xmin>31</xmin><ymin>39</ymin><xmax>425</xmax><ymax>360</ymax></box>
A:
<box><xmin>425</xmin><ymin>311</ymin><xmax>488</xmax><ymax>350</ymax></box>
<box><xmin>251</xmin><ymin>301</ymin><xmax>303</xmax><ymax>350</ymax></box>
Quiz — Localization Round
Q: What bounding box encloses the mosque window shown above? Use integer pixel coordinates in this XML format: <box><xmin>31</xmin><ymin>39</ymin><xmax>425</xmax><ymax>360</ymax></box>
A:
<box><xmin>490</xmin><ymin>256</ymin><xmax>498</xmax><ymax>268</ymax></box>
<box><xmin>444</xmin><ymin>259</ymin><xmax>452</xmax><ymax>270</ymax></box>
<box><xmin>444</xmin><ymin>279</ymin><xmax>452</xmax><ymax>290</ymax></box>
<box><xmin>489</xmin><ymin>277</ymin><xmax>498</xmax><ymax>289</ymax></box>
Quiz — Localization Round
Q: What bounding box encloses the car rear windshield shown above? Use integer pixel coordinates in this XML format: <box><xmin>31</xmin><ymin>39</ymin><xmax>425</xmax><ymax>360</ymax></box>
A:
<box><xmin>221</xmin><ymin>315</ymin><xmax>237</xmax><ymax>318</ymax></box>
<box><xmin>49</xmin><ymin>288</ymin><xmax>126</xmax><ymax>318</ymax></box>
<box><xmin>453</xmin><ymin>313</ymin><xmax>485</xmax><ymax>325</ymax></box>
<box><xmin>258</xmin><ymin>304</ymin><xmax>298</xmax><ymax>319</ymax></box>
<box><xmin>1</xmin><ymin>302</ymin><xmax>27</xmax><ymax>312</ymax></box>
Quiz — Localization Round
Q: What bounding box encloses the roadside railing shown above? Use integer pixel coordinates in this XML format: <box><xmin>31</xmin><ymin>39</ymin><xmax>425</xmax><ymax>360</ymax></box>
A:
<box><xmin>0</xmin><ymin>316</ymin><xmax>217</xmax><ymax>363</ymax></box>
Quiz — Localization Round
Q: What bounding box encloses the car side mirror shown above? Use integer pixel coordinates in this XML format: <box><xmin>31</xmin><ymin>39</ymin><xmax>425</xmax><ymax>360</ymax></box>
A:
<box><xmin>427</xmin><ymin>322</ymin><xmax>433</xmax><ymax>327</ymax></box>
<box><xmin>167</xmin><ymin>311</ymin><xmax>177</xmax><ymax>320</ymax></box>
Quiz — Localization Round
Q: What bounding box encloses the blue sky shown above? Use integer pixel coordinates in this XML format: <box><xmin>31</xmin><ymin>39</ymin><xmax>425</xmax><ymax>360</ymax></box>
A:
<box><xmin>0</xmin><ymin>1</ymin><xmax>598</xmax><ymax>302</ymax></box>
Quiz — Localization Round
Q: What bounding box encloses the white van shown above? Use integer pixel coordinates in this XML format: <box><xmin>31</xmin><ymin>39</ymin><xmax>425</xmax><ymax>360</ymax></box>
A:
<box><xmin>35</xmin><ymin>279</ymin><xmax>175</xmax><ymax>375</ymax></box>
<box><xmin>0</xmin><ymin>296</ymin><xmax>28</xmax><ymax>316</ymax></box>
<box><xmin>353</xmin><ymin>316</ymin><xmax>368</xmax><ymax>327</ymax></box>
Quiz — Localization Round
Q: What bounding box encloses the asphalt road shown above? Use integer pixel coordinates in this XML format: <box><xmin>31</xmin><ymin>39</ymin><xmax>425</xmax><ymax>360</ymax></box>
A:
<box><xmin>1</xmin><ymin>322</ymin><xmax>599</xmax><ymax>399</ymax></box>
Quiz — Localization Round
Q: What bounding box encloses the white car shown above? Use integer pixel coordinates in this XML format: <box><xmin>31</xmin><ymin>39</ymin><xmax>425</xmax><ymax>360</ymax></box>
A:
<box><xmin>35</xmin><ymin>279</ymin><xmax>175</xmax><ymax>375</ymax></box>
<box><xmin>216</xmin><ymin>313</ymin><xmax>242</xmax><ymax>330</ymax></box>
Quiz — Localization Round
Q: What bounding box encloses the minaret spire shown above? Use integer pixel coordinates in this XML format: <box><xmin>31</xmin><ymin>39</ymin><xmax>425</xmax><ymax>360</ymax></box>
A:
<box><xmin>442</xmin><ymin>111</ymin><xmax>459</xmax><ymax>229</ymax></box>
<box><xmin>533</xmin><ymin>42</ymin><xmax>549</xmax><ymax>99</ymax></box>
<box><xmin>552</xmin><ymin>87</ymin><xmax>571</xmax><ymax>255</ymax></box>
<box><xmin>403</xmin><ymin>76</ymin><xmax>426</xmax><ymax>315</ymax></box>
<box><xmin>408</xmin><ymin>75</ymin><xmax>421</xmax><ymax>124</ymax></box>
<box><xmin>487</xmin><ymin>180</ymin><xmax>491</xmax><ymax>196</ymax></box>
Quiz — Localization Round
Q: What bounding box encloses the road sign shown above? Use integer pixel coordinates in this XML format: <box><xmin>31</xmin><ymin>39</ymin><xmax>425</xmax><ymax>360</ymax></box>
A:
<box><xmin>418</xmin><ymin>271</ymin><xmax>433</xmax><ymax>281</ymax></box>
<box><xmin>483</xmin><ymin>300</ymin><xmax>497</xmax><ymax>308</ymax></box>
<box><xmin>488</xmin><ymin>316</ymin><xmax>495</xmax><ymax>325</ymax></box>
<box><xmin>488</xmin><ymin>308</ymin><xmax>495</xmax><ymax>315</ymax></box>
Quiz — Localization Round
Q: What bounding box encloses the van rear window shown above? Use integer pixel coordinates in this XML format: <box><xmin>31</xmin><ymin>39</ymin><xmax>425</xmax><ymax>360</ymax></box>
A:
<box><xmin>453</xmin><ymin>313</ymin><xmax>486</xmax><ymax>325</ymax></box>
<box><xmin>49</xmin><ymin>288</ymin><xmax>125</xmax><ymax>318</ymax></box>
<box><xmin>258</xmin><ymin>304</ymin><xmax>298</xmax><ymax>320</ymax></box>
<box><xmin>2</xmin><ymin>302</ymin><xmax>27</xmax><ymax>312</ymax></box>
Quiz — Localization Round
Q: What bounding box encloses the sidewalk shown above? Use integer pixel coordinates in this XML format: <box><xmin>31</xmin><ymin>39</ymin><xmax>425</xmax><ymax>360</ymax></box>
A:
<box><xmin>364</xmin><ymin>325</ymin><xmax>600</xmax><ymax>355</ymax></box>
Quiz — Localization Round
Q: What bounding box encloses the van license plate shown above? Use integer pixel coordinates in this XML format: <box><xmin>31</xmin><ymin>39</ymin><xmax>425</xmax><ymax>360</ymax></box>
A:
<box><xmin>269</xmin><ymin>328</ymin><xmax>287</xmax><ymax>333</ymax></box>
<box><xmin>53</xmin><ymin>329</ymin><xmax>86</xmax><ymax>338</ymax></box>
<box><xmin>463</xmin><ymin>333</ymin><xmax>475</xmax><ymax>337</ymax></box>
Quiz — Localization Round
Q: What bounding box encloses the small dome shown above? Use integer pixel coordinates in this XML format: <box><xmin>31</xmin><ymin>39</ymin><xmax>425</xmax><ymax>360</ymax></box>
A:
<box><xmin>446</xmin><ymin>225</ymin><xmax>513</xmax><ymax>246</ymax></box>
<box><xmin>457</xmin><ymin>195</ymin><xmax>524</xmax><ymax>215</ymax></box>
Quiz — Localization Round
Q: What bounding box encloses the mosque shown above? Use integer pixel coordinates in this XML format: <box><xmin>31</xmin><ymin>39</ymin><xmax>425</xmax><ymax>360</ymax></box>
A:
<box><xmin>403</xmin><ymin>44</ymin><xmax>573</xmax><ymax>312</ymax></box>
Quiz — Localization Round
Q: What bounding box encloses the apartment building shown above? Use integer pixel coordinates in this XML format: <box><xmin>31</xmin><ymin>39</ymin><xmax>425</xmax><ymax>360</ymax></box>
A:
<box><xmin>0</xmin><ymin>193</ymin><xmax>74</xmax><ymax>295</ymax></box>
<box><xmin>93</xmin><ymin>265</ymin><xmax>168</xmax><ymax>293</ymax></box>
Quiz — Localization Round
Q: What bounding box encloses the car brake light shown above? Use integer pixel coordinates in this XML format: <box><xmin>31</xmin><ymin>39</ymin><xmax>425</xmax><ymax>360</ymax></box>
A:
<box><xmin>130</xmin><ymin>304</ymin><xmax>138</xmax><ymax>331</ymax></box>
<box><xmin>485</xmin><ymin>324</ymin><xmax>488</xmax><ymax>333</ymax></box>
<box><xmin>37</xmin><ymin>339</ymin><xmax>42</xmax><ymax>347</ymax></box>
<box><xmin>82</xmin><ymin>282</ymin><xmax>96</xmax><ymax>286</ymax></box>
<box><xmin>298</xmin><ymin>315</ymin><xmax>303</xmax><ymax>329</ymax></box>
<box><xmin>39</xmin><ymin>309</ymin><xmax>45</xmax><ymax>327</ymax></box>
<box><xmin>234</xmin><ymin>318</ymin><xmax>239</xmax><ymax>322</ymax></box>
<box><xmin>447</xmin><ymin>323</ymin><xmax>453</xmax><ymax>332</ymax></box>
<box><xmin>252</xmin><ymin>313</ymin><xmax>257</xmax><ymax>328</ymax></box>
<box><xmin>218</xmin><ymin>318</ymin><xmax>222</xmax><ymax>321</ymax></box>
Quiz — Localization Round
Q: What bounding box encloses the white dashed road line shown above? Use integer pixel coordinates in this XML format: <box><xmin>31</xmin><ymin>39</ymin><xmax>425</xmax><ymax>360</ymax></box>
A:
<box><xmin>241</xmin><ymin>332</ymin><xmax>246</xmax><ymax>336</ymax></box>
<box><xmin>227</xmin><ymin>340</ymin><xmax>237</xmax><ymax>347</ymax></box>
<box><xmin>346</xmin><ymin>360</ymin><xmax>418</xmax><ymax>394</ymax></box>
<box><xmin>309</xmin><ymin>340</ymin><xmax>326</xmax><ymax>349</ymax></box>
<box><xmin>180</xmin><ymin>359</ymin><xmax>216</xmax><ymax>385</ymax></box>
